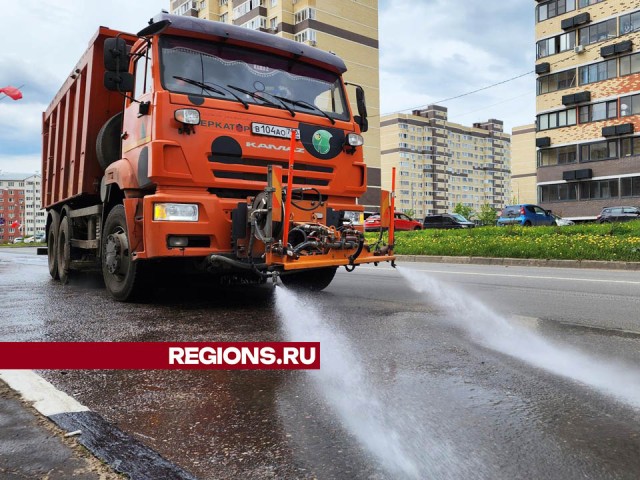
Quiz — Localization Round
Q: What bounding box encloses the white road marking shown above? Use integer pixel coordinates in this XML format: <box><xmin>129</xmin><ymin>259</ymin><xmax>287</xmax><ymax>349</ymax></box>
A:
<box><xmin>0</xmin><ymin>370</ymin><xmax>88</xmax><ymax>416</ymax></box>
<box><xmin>356</xmin><ymin>265</ymin><xmax>640</xmax><ymax>285</ymax></box>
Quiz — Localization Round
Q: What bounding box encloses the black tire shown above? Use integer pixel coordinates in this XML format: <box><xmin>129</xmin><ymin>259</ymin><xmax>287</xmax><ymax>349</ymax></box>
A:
<box><xmin>413</xmin><ymin>226</ymin><xmax>422</xmax><ymax>230</ymax></box>
<box><xmin>102</xmin><ymin>205</ymin><xmax>145</xmax><ymax>301</ymax></box>
<box><xmin>96</xmin><ymin>112</ymin><xmax>123</xmax><ymax>171</ymax></box>
<box><xmin>551</xmin><ymin>221</ymin><xmax>557</xmax><ymax>227</ymax></box>
<box><xmin>47</xmin><ymin>210</ymin><xmax>60</xmax><ymax>279</ymax></box>
<box><xmin>523</xmin><ymin>221</ymin><xmax>532</xmax><ymax>226</ymax></box>
<box><xmin>280</xmin><ymin>267</ymin><xmax>337</xmax><ymax>291</ymax></box>
<box><xmin>57</xmin><ymin>216</ymin><xmax>71</xmax><ymax>284</ymax></box>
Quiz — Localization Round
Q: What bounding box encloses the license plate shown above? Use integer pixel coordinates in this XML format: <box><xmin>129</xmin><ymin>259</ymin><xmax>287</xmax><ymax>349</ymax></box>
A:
<box><xmin>251</xmin><ymin>123</ymin><xmax>300</xmax><ymax>140</ymax></box>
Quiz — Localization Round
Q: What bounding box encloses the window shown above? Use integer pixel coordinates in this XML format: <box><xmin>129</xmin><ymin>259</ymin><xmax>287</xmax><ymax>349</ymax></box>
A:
<box><xmin>578</xmin><ymin>59</ymin><xmax>616</xmax><ymax>85</ymax></box>
<box><xmin>581</xmin><ymin>179</ymin><xmax>619</xmax><ymax>199</ymax></box>
<box><xmin>294</xmin><ymin>8</ymin><xmax>316</xmax><ymax>24</ymax></box>
<box><xmin>620</xmin><ymin>93</ymin><xmax>640</xmax><ymax>116</ymax></box>
<box><xmin>578</xmin><ymin>0</ymin><xmax>604</xmax><ymax>6</ymax></box>
<box><xmin>242</xmin><ymin>16</ymin><xmax>266</xmax><ymax>30</ymax></box>
<box><xmin>620</xmin><ymin>137</ymin><xmax>640</xmax><ymax>157</ymax></box>
<box><xmin>538</xmin><ymin>0</ymin><xmax>576</xmax><ymax>22</ymax></box>
<box><xmin>536</xmin><ymin>31</ymin><xmax>576</xmax><ymax>58</ymax></box>
<box><xmin>233</xmin><ymin>0</ymin><xmax>263</xmax><ymax>20</ymax></box>
<box><xmin>220</xmin><ymin>12</ymin><xmax>228</xmax><ymax>23</ymax></box>
<box><xmin>294</xmin><ymin>29</ymin><xmax>316</xmax><ymax>43</ymax></box>
<box><xmin>538</xmin><ymin>146</ymin><xmax>578</xmax><ymax>166</ymax></box>
<box><xmin>619</xmin><ymin>52</ymin><xmax>640</xmax><ymax>76</ymax></box>
<box><xmin>537</xmin><ymin>69</ymin><xmax>576</xmax><ymax>95</ymax></box>
<box><xmin>269</xmin><ymin>16</ymin><xmax>278</xmax><ymax>30</ymax></box>
<box><xmin>270</xmin><ymin>0</ymin><xmax>277</xmax><ymax>6</ymax></box>
<box><xmin>620</xmin><ymin>11</ymin><xmax>640</xmax><ymax>35</ymax></box>
<box><xmin>160</xmin><ymin>36</ymin><xmax>349</xmax><ymax>120</ymax></box>
<box><xmin>540</xmin><ymin>184</ymin><xmax>578</xmax><ymax>202</ymax></box>
<box><xmin>579</xmin><ymin>19</ymin><xmax>617</xmax><ymax>46</ymax></box>
<box><xmin>219</xmin><ymin>0</ymin><xmax>228</xmax><ymax>5</ymax></box>
<box><xmin>133</xmin><ymin>49</ymin><xmax>152</xmax><ymax>100</ymax></box>
<box><xmin>537</xmin><ymin>109</ymin><xmax>577</xmax><ymax>130</ymax></box>
<box><xmin>621</xmin><ymin>176</ymin><xmax>640</xmax><ymax>196</ymax></box>
<box><xmin>578</xmin><ymin>100</ymin><xmax>617</xmax><ymax>123</ymax></box>
<box><xmin>580</xmin><ymin>140</ymin><xmax>618</xmax><ymax>162</ymax></box>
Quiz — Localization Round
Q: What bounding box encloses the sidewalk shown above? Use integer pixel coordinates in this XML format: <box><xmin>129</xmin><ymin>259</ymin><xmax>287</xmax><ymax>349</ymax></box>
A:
<box><xmin>396</xmin><ymin>254</ymin><xmax>640</xmax><ymax>270</ymax></box>
<box><xmin>0</xmin><ymin>379</ymin><xmax>121</xmax><ymax>479</ymax></box>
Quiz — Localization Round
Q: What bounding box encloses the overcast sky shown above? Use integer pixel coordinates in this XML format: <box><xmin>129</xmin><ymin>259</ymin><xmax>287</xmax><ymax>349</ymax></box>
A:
<box><xmin>0</xmin><ymin>0</ymin><xmax>535</xmax><ymax>174</ymax></box>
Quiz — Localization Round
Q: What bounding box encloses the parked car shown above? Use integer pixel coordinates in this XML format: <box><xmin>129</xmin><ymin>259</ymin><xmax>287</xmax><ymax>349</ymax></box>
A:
<box><xmin>23</xmin><ymin>236</ymin><xmax>35</xmax><ymax>243</ymax></box>
<box><xmin>596</xmin><ymin>206</ymin><xmax>640</xmax><ymax>223</ymax></box>
<box><xmin>34</xmin><ymin>232</ymin><xmax>46</xmax><ymax>242</ymax></box>
<box><xmin>552</xmin><ymin>214</ymin><xmax>574</xmax><ymax>226</ymax></box>
<box><xmin>12</xmin><ymin>237</ymin><xmax>23</xmax><ymax>244</ymax></box>
<box><xmin>423</xmin><ymin>214</ymin><xmax>475</xmax><ymax>229</ymax></box>
<box><xmin>364</xmin><ymin>212</ymin><xmax>423</xmax><ymax>232</ymax></box>
<box><xmin>496</xmin><ymin>204</ymin><xmax>556</xmax><ymax>227</ymax></box>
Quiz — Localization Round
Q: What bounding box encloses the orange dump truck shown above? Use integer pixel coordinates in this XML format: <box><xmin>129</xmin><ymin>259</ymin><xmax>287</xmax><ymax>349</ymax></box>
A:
<box><xmin>42</xmin><ymin>13</ymin><xmax>395</xmax><ymax>301</ymax></box>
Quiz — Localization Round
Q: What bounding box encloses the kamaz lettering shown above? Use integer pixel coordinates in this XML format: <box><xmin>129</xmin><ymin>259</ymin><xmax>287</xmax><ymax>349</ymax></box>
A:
<box><xmin>246</xmin><ymin>142</ymin><xmax>305</xmax><ymax>153</ymax></box>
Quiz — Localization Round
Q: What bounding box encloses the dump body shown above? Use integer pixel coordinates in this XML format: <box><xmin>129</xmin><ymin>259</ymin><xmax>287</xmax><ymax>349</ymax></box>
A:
<box><xmin>42</xmin><ymin>13</ymin><xmax>394</xmax><ymax>300</ymax></box>
<box><xmin>42</xmin><ymin>28</ymin><xmax>138</xmax><ymax>209</ymax></box>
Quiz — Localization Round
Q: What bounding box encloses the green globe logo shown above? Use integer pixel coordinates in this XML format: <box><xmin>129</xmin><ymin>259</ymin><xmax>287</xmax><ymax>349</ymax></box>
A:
<box><xmin>312</xmin><ymin>130</ymin><xmax>332</xmax><ymax>154</ymax></box>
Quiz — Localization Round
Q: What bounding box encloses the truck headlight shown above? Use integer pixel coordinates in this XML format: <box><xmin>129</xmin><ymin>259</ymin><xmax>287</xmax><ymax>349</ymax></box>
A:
<box><xmin>347</xmin><ymin>133</ymin><xmax>364</xmax><ymax>146</ymax></box>
<box><xmin>153</xmin><ymin>203</ymin><xmax>199</xmax><ymax>222</ymax></box>
<box><xmin>174</xmin><ymin>109</ymin><xmax>200</xmax><ymax>125</ymax></box>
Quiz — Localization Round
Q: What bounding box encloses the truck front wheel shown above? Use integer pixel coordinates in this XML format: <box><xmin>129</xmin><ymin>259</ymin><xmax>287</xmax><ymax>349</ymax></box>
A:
<box><xmin>280</xmin><ymin>267</ymin><xmax>337</xmax><ymax>291</ymax></box>
<box><xmin>102</xmin><ymin>205</ymin><xmax>145</xmax><ymax>301</ymax></box>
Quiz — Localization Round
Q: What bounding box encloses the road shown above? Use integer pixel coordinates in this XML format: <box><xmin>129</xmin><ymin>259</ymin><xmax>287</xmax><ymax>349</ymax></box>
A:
<box><xmin>2</xmin><ymin>247</ymin><xmax>640</xmax><ymax>479</ymax></box>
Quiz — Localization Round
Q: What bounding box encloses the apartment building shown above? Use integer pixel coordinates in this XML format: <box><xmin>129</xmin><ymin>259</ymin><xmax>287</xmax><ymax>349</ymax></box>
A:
<box><xmin>511</xmin><ymin>124</ymin><xmax>538</xmax><ymax>205</ymax></box>
<box><xmin>169</xmin><ymin>0</ymin><xmax>381</xmax><ymax>208</ymax></box>
<box><xmin>380</xmin><ymin>105</ymin><xmax>511</xmax><ymax>220</ymax></box>
<box><xmin>535</xmin><ymin>0</ymin><xmax>640</xmax><ymax>219</ymax></box>
<box><xmin>0</xmin><ymin>173</ymin><xmax>45</xmax><ymax>242</ymax></box>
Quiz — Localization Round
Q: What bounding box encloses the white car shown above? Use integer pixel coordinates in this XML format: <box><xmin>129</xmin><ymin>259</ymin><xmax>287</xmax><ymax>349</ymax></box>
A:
<box><xmin>552</xmin><ymin>214</ymin><xmax>574</xmax><ymax>226</ymax></box>
<box><xmin>23</xmin><ymin>236</ymin><xmax>35</xmax><ymax>243</ymax></box>
<box><xmin>12</xmin><ymin>237</ymin><xmax>23</xmax><ymax>244</ymax></box>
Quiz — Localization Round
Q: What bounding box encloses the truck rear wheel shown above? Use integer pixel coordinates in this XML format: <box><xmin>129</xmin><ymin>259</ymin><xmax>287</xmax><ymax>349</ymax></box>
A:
<box><xmin>47</xmin><ymin>210</ymin><xmax>60</xmax><ymax>279</ymax></box>
<box><xmin>57</xmin><ymin>216</ymin><xmax>71</xmax><ymax>284</ymax></box>
<box><xmin>102</xmin><ymin>205</ymin><xmax>145</xmax><ymax>301</ymax></box>
<box><xmin>280</xmin><ymin>267</ymin><xmax>337</xmax><ymax>291</ymax></box>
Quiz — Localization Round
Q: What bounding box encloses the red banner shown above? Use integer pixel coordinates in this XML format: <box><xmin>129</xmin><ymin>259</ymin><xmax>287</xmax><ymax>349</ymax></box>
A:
<box><xmin>0</xmin><ymin>86</ymin><xmax>22</xmax><ymax>101</ymax></box>
<box><xmin>0</xmin><ymin>342</ymin><xmax>320</xmax><ymax>370</ymax></box>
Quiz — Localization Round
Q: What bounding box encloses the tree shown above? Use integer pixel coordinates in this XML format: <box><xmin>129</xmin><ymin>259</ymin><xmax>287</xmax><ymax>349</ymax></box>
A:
<box><xmin>453</xmin><ymin>203</ymin><xmax>475</xmax><ymax>221</ymax></box>
<box><xmin>403</xmin><ymin>209</ymin><xmax>416</xmax><ymax>219</ymax></box>
<box><xmin>477</xmin><ymin>203</ymin><xmax>498</xmax><ymax>226</ymax></box>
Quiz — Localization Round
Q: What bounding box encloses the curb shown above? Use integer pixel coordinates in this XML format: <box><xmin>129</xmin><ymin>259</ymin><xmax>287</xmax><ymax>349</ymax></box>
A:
<box><xmin>0</xmin><ymin>370</ymin><xmax>197</xmax><ymax>480</ymax></box>
<box><xmin>395</xmin><ymin>255</ymin><xmax>640</xmax><ymax>271</ymax></box>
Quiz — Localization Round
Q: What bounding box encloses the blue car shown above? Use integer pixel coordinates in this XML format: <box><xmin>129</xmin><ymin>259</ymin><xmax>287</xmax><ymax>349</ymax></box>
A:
<box><xmin>496</xmin><ymin>204</ymin><xmax>556</xmax><ymax>227</ymax></box>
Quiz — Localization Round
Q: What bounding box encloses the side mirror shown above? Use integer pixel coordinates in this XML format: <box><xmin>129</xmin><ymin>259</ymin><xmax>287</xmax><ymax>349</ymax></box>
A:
<box><xmin>104</xmin><ymin>71</ymin><xmax>134</xmax><ymax>92</ymax></box>
<box><xmin>546</xmin><ymin>209</ymin><xmax>553</xmax><ymax>215</ymax></box>
<box><xmin>355</xmin><ymin>86</ymin><xmax>368</xmax><ymax>133</ymax></box>
<box><xmin>104</xmin><ymin>37</ymin><xmax>130</xmax><ymax>72</ymax></box>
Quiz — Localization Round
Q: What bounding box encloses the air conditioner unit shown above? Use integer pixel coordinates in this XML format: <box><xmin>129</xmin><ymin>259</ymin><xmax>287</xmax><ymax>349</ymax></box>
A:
<box><xmin>574</xmin><ymin>45</ymin><xmax>585</xmax><ymax>54</ymax></box>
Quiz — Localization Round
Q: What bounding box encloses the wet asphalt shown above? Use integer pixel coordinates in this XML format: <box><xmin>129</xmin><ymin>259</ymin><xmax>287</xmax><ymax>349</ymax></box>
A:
<box><xmin>2</xmin><ymin>247</ymin><xmax>640</xmax><ymax>479</ymax></box>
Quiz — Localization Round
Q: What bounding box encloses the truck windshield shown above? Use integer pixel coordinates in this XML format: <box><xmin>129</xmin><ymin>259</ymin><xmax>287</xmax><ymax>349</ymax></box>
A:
<box><xmin>159</xmin><ymin>35</ymin><xmax>349</xmax><ymax>121</ymax></box>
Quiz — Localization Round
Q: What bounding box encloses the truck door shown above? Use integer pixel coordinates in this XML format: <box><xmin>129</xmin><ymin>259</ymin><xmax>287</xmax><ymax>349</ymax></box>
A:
<box><xmin>121</xmin><ymin>46</ymin><xmax>153</xmax><ymax>173</ymax></box>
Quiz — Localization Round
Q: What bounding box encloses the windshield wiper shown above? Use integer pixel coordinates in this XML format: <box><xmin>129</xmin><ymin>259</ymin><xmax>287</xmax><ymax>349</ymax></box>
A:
<box><xmin>172</xmin><ymin>76</ymin><xmax>249</xmax><ymax>109</ymax></box>
<box><xmin>273</xmin><ymin>96</ymin><xmax>336</xmax><ymax>125</ymax></box>
<box><xmin>227</xmin><ymin>85</ymin><xmax>294</xmax><ymax>116</ymax></box>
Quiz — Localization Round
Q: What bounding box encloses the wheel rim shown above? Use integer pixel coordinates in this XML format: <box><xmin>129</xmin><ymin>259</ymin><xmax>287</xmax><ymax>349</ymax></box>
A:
<box><xmin>105</xmin><ymin>227</ymin><xmax>130</xmax><ymax>279</ymax></box>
